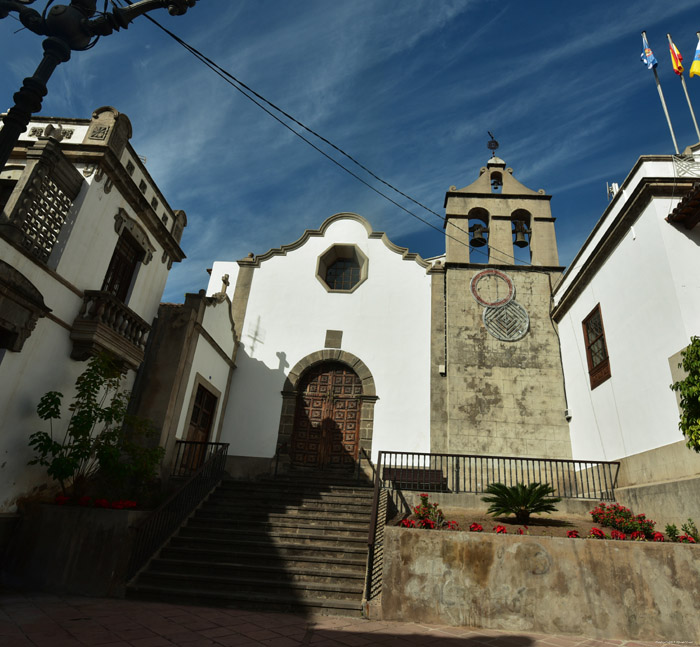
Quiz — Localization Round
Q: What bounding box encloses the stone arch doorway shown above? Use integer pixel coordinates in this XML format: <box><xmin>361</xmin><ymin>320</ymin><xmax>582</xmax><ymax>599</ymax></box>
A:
<box><xmin>276</xmin><ymin>350</ymin><xmax>378</xmax><ymax>471</ymax></box>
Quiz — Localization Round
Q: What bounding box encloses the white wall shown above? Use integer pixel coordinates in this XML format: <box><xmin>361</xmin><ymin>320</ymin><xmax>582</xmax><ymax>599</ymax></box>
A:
<box><xmin>218</xmin><ymin>215</ymin><xmax>432</xmax><ymax>461</ymax></box>
<box><xmin>556</xmin><ymin>183</ymin><xmax>695</xmax><ymax>461</ymax></box>
<box><xmin>0</xmin><ymin>126</ymin><xmax>178</xmax><ymax>511</ymax></box>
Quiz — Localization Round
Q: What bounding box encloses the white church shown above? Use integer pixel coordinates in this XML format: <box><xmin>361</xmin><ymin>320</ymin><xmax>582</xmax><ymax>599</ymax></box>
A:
<box><xmin>1</xmin><ymin>107</ymin><xmax>699</xmax><ymax>529</ymax></box>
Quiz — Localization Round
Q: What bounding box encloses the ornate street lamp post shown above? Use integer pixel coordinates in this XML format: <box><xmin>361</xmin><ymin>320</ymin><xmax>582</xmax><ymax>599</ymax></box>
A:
<box><xmin>0</xmin><ymin>0</ymin><xmax>198</xmax><ymax>169</ymax></box>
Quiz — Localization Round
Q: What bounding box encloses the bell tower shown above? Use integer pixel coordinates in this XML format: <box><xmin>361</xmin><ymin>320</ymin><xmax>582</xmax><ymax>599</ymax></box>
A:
<box><xmin>430</xmin><ymin>139</ymin><xmax>572</xmax><ymax>460</ymax></box>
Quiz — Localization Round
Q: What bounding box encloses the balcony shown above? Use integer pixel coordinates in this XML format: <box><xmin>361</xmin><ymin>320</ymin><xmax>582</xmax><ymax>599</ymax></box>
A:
<box><xmin>70</xmin><ymin>290</ymin><xmax>150</xmax><ymax>370</ymax></box>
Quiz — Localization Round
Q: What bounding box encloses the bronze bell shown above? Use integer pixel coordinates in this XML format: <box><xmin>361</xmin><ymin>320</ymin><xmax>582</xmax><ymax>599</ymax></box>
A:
<box><xmin>513</xmin><ymin>221</ymin><xmax>530</xmax><ymax>248</ymax></box>
<box><xmin>469</xmin><ymin>223</ymin><xmax>488</xmax><ymax>247</ymax></box>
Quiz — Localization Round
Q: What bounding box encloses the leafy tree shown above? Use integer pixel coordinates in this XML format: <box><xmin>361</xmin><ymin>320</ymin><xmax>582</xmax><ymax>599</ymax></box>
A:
<box><xmin>670</xmin><ymin>337</ymin><xmax>700</xmax><ymax>453</ymax></box>
<box><xmin>28</xmin><ymin>353</ymin><xmax>164</xmax><ymax>498</ymax></box>
<box><xmin>481</xmin><ymin>482</ymin><xmax>561</xmax><ymax>525</ymax></box>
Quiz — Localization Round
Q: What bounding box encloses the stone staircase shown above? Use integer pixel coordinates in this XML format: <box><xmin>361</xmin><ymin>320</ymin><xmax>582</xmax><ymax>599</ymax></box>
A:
<box><xmin>127</xmin><ymin>473</ymin><xmax>375</xmax><ymax>617</ymax></box>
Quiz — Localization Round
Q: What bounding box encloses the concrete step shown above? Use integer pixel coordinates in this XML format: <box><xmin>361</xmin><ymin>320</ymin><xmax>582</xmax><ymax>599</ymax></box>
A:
<box><xmin>178</xmin><ymin>525</ymin><xmax>368</xmax><ymax>546</ymax></box>
<box><xmin>207</xmin><ymin>492</ymin><xmax>373</xmax><ymax>510</ymax></box>
<box><xmin>190</xmin><ymin>512</ymin><xmax>370</xmax><ymax>532</ymax></box>
<box><xmin>127</xmin><ymin>581</ymin><xmax>363</xmax><ymax>617</ymax></box>
<box><xmin>197</xmin><ymin>502</ymin><xmax>371</xmax><ymax>521</ymax></box>
<box><xmin>139</xmin><ymin>564</ymin><xmax>364</xmax><ymax>600</ymax></box>
<box><xmin>148</xmin><ymin>557</ymin><xmax>365</xmax><ymax>590</ymax></box>
<box><xmin>170</xmin><ymin>534</ymin><xmax>369</xmax><ymax>555</ymax></box>
<box><xmin>158</xmin><ymin>546</ymin><xmax>367</xmax><ymax>572</ymax></box>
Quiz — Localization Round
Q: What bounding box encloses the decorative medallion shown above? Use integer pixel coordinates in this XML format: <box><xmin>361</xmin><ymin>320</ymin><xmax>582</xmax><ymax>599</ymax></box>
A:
<box><xmin>483</xmin><ymin>301</ymin><xmax>529</xmax><ymax>342</ymax></box>
<box><xmin>470</xmin><ymin>269</ymin><xmax>514</xmax><ymax>307</ymax></box>
<box><xmin>471</xmin><ymin>269</ymin><xmax>530</xmax><ymax>342</ymax></box>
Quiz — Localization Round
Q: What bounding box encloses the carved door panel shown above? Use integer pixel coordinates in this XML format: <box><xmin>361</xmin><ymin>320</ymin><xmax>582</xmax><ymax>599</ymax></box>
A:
<box><xmin>291</xmin><ymin>362</ymin><xmax>362</xmax><ymax>469</ymax></box>
<box><xmin>183</xmin><ymin>384</ymin><xmax>217</xmax><ymax>470</ymax></box>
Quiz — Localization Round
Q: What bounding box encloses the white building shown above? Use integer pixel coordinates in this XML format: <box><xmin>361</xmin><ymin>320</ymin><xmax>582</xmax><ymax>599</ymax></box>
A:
<box><xmin>204</xmin><ymin>213</ymin><xmax>433</xmax><ymax>474</ymax></box>
<box><xmin>0</xmin><ymin>107</ymin><xmax>185</xmax><ymax>512</ymax></box>
<box><xmin>552</xmin><ymin>148</ymin><xmax>700</xmax><ymax>523</ymax></box>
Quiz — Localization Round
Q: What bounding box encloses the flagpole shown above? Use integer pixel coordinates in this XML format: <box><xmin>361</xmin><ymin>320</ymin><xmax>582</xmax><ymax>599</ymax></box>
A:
<box><xmin>668</xmin><ymin>33</ymin><xmax>700</xmax><ymax>142</ymax></box>
<box><xmin>643</xmin><ymin>32</ymin><xmax>679</xmax><ymax>154</ymax></box>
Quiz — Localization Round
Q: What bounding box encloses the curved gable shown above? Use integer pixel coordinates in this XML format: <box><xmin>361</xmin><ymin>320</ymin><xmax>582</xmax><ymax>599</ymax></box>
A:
<box><xmin>238</xmin><ymin>212</ymin><xmax>430</xmax><ymax>269</ymax></box>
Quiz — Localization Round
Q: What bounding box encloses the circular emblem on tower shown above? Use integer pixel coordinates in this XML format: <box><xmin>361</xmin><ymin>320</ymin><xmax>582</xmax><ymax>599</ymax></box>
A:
<box><xmin>470</xmin><ymin>269</ymin><xmax>515</xmax><ymax>307</ymax></box>
<box><xmin>470</xmin><ymin>269</ymin><xmax>530</xmax><ymax>341</ymax></box>
<box><xmin>483</xmin><ymin>301</ymin><xmax>529</xmax><ymax>342</ymax></box>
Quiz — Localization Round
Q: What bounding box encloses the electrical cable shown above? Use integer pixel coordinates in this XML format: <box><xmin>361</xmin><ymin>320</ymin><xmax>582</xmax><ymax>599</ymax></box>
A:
<box><xmin>115</xmin><ymin>0</ymin><xmax>546</xmax><ymax>268</ymax></box>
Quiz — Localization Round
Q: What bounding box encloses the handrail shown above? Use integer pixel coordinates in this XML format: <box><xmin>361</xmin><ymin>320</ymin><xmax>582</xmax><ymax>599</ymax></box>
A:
<box><xmin>171</xmin><ymin>440</ymin><xmax>229</xmax><ymax>478</ymax></box>
<box><xmin>365</xmin><ymin>449</ymin><xmax>384</xmax><ymax>600</ymax></box>
<box><xmin>126</xmin><ymin>442</ymin><xmax>228</xmax><ymax>580</ymax></box>
<box><xmin>375</xmin><ymin>450</ymin><xmax>620</xmax><ymax>500</ymax></box>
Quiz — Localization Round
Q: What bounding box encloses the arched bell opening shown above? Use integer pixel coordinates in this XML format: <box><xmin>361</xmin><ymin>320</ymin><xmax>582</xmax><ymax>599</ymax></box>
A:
<box><xmin>511</xmin><ymin>209</ymin><xmax>532</xmax><ymax>265</ymax></box>
<box><xmin>467</xmin><ymin>207</ymin><xmax>490</xmax><ymax>263</ymax></box>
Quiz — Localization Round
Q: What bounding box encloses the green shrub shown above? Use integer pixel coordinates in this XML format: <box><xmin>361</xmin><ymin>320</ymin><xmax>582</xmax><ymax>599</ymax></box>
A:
<box><xmin>28</xmin><ymin>353</ymin><xmax>164</xmax><ymax>499</ymax></box>
<box><xmin>481</xmin><ymin>482</ymin><xmax>561</xmax><ymax>525</ymax></box>
<box><xmin>665</xmin><ymin>523</ymin><xmax>679</xmax><ymax>542</ymax></box>
<box><xmin>681</xmin><ymin>518</ymin><xmax>699</xmax><ymax>542</ymax></box>
<box><xmin>670</xmin><ymin>337</ymin><xmax>700</xmax><ymax>453</ymax></box>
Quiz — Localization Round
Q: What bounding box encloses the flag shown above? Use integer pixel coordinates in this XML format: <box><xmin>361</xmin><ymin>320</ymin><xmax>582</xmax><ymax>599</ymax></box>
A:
<box><xmin>691</xmin><ymin>37</ymin><xmax>700</xmax><ymax>78</ymax></box>
<box><xmin>669</xmin><ymin>37</ymin><xmax>684</xmax><ymax>75</ymax></box>
<box><xmin>641</xmin><ymin>35</ymin><xmax>658</xmax><ymax>69</ymax></box>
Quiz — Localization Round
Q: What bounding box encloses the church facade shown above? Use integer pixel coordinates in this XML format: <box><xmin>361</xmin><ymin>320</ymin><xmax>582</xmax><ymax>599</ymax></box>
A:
<box><xmin>144</xmin><ymin>157</ymin><xmax>574</xmax><ymax>478</ymax></box>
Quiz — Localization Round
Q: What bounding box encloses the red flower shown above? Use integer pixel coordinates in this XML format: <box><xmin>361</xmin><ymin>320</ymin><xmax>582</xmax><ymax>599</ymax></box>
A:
<box><xmin>494</xmin><ymin>525</ymin><xmax>507</xmax><ymax>534</ymax></box>
<box><xmin>517</xmin><ymin>528</ymin><xmax>524</xmax><ymax>535</ymax></box>
<box><xmin>122</xmin><ymin>500</ymin><xmax>137</xmax><ymax>509</ymax></box>
<box><xmin>400</xmin><ymin>518</ymin><xmax>415</xmax><ymax>528</ymax></box>
<box><xmin>678</xmin><ymin>535</ymin><xmax>696</xmax><ymax>544</ymax></box>
<box><xmin>567</xmin><ymin>530</ymin><xmax>580</xmax><ymax>538</ymax></box>
<box><xmin>610</xmin><ymin>530</ymin><xmax>626</xmax><ymax>540</ymax></box>
<box><xmin>78</xmin><ymin>496</ymin><xmax>92</xmax><ymax>507</ymax></box>
<box><xmin>420</xmin><ymin>518</ymin><xmax>436</xmax><ymax>530</ymax></box>
<box><xmin>469</xmin><ymin>523</ymin><xmax>483</xmax><ymax>532</ymax></box>
<box><xmin>652</xmin><ymin>532</ymin><xmax>664</xmax><ymax>542</ymax></box>
<box><xmin>445</xmin><ymin>520</ymin><xmax>460</xmax><ymax>531</ymax></box>
<box><xmin>54</xmin><ymin>495</ymin><xmax>69</xmax><ymax>506</ymax></box>
<box><xmin>589</xmin><ymin>527</ymin><xmax>606</xmax><ymax>539</ymax></box>
<box><xmin>94</xmin><ymin>498</ymin><xmax>110</xmax><ymax>508</ymax></box>
<box><xmin>630</xmin><ymin>531</ymin><xmax>646</xmax><ymax>541</ymax></box>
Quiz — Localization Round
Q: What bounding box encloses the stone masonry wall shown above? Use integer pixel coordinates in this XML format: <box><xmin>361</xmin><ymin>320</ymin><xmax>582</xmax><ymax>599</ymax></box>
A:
<box><xmin>433</xmin><ymin>266</ymin><xmax>571</xmax><ymax>459</ymax></box>
<box><xmin>381</xmin><ymin>526</ymin><xmax>700</xmax><ymax>641</ymax></box>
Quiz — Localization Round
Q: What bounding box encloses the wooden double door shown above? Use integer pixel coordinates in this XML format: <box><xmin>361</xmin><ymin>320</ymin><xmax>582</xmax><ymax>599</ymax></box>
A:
<box><xmin>291</xmin><ymin>362</ymin><xmax>362</xmax><ymax>469</ymax></box>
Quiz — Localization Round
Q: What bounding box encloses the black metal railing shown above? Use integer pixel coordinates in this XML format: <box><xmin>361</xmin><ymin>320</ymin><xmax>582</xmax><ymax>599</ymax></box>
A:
<box><xmin>126</xmin><ymin>442</ymin><xmax>228</xmax><ymax>580</ymax></box>
<box><xmin>364</xmin><ymin>450</ymin><xmax>620</xmax><ymax>600</ymax></box>
<box><xmin>171</xmin><ymin>440</ymin><xmax>229</xmax><ymax>478</ymax></box>
<box><xmin>375</xmin><ymin>450</ymin><xmax>619</xmax><ymax>500</ymax></box>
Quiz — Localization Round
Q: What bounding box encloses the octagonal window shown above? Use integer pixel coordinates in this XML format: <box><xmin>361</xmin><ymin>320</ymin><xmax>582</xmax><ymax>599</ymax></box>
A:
<box><xmin>316</xmin><ymin>244</ymin><xmax>368</xmax><ymax>293</ymax></box>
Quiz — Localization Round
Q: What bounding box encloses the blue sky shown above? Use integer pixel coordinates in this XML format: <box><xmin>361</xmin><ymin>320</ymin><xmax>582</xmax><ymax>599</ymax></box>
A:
<box><xmin>2</xmin><ymin>1</ymin><xmax>700</xmax><ymax>301</ymax></box>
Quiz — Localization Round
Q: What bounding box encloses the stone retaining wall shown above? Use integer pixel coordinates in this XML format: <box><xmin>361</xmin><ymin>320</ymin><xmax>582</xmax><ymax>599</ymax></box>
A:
<box><xmin>381</xmin><ymin>526</ymin><xmax>700</xmax><ymax>641</ymax></box>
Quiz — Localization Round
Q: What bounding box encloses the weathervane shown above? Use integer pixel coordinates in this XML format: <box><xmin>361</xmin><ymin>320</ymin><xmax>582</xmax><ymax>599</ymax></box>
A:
<box><xmin>0</xmin><ymin>0</ymin><xmax>199</xmax><ymax>170</ymax></box>
<box><xmin>487</xmin><ymin>131</ymin><xmax>499</xmax><ymax>157</ymax></box>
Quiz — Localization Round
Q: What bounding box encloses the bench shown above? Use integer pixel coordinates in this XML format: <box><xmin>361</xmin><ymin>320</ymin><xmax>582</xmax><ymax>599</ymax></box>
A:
<box><xmin>382</xmin><ymin>467</ymin><xmax>448</xmax><ymax>491</ymax></box>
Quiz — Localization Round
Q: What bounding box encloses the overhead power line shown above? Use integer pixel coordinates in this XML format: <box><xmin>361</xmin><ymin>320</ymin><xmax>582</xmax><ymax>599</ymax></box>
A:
<box><xmin>116</xmin><ymin>0</ymin><xmax>536</xmax><ymax>268</ymax></box>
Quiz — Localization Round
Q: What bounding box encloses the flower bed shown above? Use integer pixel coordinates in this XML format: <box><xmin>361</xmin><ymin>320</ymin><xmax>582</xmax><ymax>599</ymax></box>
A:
<box><xmin>396</xmin><ymin>496</ymin><xmax>698</xmax><ymax>544</ymax></box>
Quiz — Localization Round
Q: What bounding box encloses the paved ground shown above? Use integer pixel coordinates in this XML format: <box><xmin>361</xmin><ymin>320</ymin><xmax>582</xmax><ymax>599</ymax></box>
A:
<box><xmin>0</xmin><ymin>592</ymin><xmax>691</xmax><ymax>647</ymax></box>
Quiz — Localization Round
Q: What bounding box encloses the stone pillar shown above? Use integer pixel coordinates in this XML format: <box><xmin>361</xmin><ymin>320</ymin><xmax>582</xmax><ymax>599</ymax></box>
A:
<box><xmin>488</xmin><ymin>215</ymin><xmax>513</xmax><ymax>265</ymax></box>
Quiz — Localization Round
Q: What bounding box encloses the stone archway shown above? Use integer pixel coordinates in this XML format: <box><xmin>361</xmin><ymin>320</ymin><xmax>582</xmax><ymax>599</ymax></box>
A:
<box><xmin>275</xmin><ymin>350</ymin><xmax>378</xmax><ymax>468</ymax></box>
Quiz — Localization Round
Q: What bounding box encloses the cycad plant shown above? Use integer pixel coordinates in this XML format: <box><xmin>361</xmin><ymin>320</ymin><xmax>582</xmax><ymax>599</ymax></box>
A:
<box><xmin>482</xmin><ymin>482</ymin><xmax>561</xmax><ymax>525</ymax></box>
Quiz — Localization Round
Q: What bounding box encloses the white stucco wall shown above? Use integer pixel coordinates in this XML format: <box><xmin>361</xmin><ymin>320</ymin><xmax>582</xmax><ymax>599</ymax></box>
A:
<box><xmin>217</xmin><ymin>215</ymin><xmax>432</xmax><ymax>462</ymax></box>
<box><xmin>555</xmin><ymin>161</ymin><xmax>700</xmax><ymax>462</ymax></box>
<box><xmin>0</xmin><ymin>121</ymin><xmax>180</xmax><ymax>511</ymax></box>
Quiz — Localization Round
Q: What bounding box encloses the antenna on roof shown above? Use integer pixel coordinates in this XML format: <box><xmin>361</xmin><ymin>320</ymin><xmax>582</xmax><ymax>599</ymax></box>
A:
<box><xmin>606</xmin><ymin>182</ymin><xmax>619</xmax><ymax>201</ymax></box>
<box><xmin>487</xmin><ymin>132</ymin><xmax>499</xmax><ymax>157</ymax></box>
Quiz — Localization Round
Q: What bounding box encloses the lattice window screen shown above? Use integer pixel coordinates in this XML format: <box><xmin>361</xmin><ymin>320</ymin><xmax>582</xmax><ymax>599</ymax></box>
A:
<box><xmin>19</xmin><ymin>175</ymin><xmax>73</xmax><ymax>263</ymax></box>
